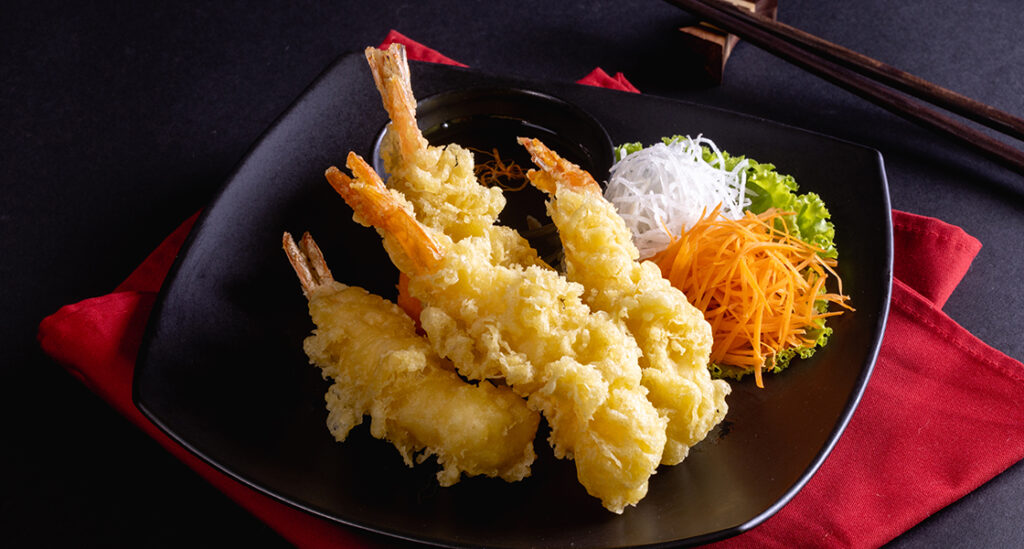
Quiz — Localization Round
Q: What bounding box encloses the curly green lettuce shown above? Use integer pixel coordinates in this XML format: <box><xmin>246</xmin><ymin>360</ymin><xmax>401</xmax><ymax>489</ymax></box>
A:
<box><xmin>707</xmin><ymin>145</ymin><xmax>837</xmax><ymax>259</ymax></box>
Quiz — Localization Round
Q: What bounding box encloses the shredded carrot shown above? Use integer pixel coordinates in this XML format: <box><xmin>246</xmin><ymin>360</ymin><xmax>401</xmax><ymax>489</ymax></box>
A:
<box><xmin>469</xmin><ymin>147</ymin><xmax>529</xmax><ymax>191</ymax></box>
<box><xmin>651</xmin><ymin>204</ymin><xmax>853</xmax><ymax>388</ymax></box>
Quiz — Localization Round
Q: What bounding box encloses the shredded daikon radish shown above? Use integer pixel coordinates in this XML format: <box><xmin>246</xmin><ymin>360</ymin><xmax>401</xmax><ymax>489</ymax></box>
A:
<box><xmin>605</xmin><ymin>135</ymin><xmax>750</xmax><ymax>259</ymax></box>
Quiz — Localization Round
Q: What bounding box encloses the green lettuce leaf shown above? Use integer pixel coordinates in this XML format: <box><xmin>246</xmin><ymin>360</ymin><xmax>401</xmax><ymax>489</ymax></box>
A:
<box><xmin>613</xmin><ymin>141</ymin><xmax>644</xmax><ymax>162</ymax></box>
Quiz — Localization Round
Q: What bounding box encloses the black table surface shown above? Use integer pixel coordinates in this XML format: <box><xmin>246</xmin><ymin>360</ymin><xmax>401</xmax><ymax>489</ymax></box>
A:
<box><xmin>4</xmin><ymin>1</ymin><xmax>1022</xmax><ymax>547</ymax></box>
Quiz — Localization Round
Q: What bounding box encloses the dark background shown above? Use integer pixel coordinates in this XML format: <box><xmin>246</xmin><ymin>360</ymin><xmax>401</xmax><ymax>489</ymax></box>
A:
<box><xmin>3</xmin><ymin>1</ymin><xmax>1022</xmax><ymax>547</ymax></box>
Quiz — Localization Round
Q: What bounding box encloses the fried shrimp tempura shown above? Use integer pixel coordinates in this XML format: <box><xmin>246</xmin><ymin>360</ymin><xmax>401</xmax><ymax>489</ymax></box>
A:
<box><xmin>283</xmin><ymin>232</ymin><xmax>539</xmax><ymax>486</ymax></box>
<box><xmin>519</xmin><ymin>137</ymin><xmax>731</xmax><ymax>465</ymax></box>
<box><xmin>364</xmin><ymin>44</ymin><xmax>542</xmax><ymax>268</ymax></box>
<box><xmin>325</xmin><ymin>154</ymin><xmax>667</xmax><ymax>514</ymax></box>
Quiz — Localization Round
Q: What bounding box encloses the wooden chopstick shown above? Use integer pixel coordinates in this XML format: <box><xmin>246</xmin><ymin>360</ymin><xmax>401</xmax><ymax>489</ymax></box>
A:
<box><xmin>664</xmin><ymin>0</ymin><xmax>1024</xmax><ymax>175</ymax></box>
<box><xmin>685</xmin><ymin>0</ymin><xmax>1024</xmax><ymax>141</ymax></box>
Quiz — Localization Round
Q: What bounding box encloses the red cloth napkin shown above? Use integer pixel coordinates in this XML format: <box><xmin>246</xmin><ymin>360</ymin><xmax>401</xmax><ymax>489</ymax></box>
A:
<box><xmin>38</xmin><ymin>31</ymin><xmax>1024</xmax><ymax>549</ymax></box>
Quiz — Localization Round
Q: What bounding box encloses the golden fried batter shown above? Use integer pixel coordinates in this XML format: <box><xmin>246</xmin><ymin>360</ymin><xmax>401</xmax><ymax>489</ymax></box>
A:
<box><xmin>284</xmin><ymin>232</ymin><xmax>539</xmax><ymax>486</ymax></box>
<box><xmin>326</xmin><ymin>155</ymin><xmax>667</xmax><ymax>513</ymax></box>
<box><xmin>520</xmin><ymin>137</ymin><xmax>730</xmax><ymax>465</ymax></box>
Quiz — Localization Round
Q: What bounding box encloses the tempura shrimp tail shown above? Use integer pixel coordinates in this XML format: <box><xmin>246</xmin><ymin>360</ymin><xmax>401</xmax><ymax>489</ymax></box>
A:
<box><xmin>517</xmin><ymin>137</ymin><xmax>602</xmax><ymax>196</ymax></box>
<box><xmin>283</xmin><ymin>231</ymin><xmax>540</xmax><ymax>486</ymax></box>
<box><xmin>364</xmin><ymin>44</ymin><xmax>427</xmax><ymax>161</ymax></box>
<box><xmin>283</xmin><ymin>229</ymin><xmax>335</xmax><ymax>295</ymax></box>
<box><xmin>325</xmin><ymin>153</ymin><xmax>446</xmax><ymax>275</ymax></box>
<box><xmin>520</xmin><ymin>136</ymin><xmax>730</xmax><ymax>466</ymax></box>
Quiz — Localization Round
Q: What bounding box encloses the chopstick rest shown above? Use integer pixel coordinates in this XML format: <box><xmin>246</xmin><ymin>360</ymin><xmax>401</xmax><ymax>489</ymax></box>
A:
<box><xmin>678</xmin><ymin>0</ymin><xmax>778</xmax><ymax>84</ymax></box>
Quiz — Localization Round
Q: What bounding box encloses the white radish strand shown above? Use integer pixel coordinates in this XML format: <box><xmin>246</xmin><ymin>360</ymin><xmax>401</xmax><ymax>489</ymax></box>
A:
<box><xmin>604</xmin><ymin>135</ymin><xmax>750</xmax><ymax>259</ymax></box>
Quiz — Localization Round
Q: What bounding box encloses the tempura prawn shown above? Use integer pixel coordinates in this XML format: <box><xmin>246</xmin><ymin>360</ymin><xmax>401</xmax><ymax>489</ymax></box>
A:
<box><xmin>519</xmin><ymin>137</ymin><xmax>730</xmax><ymax>465</ymax></box>
<box><xmin>365</xmin><ymin>44</ymin><xmax>542</xmax><ymax>268</ymax></box>
<box><xmin>325</xmin><ymin>153</ymin><xmax>667</xmax><ymax>514</ymax></box>
<box><xmin>283</xmin><ymin>231</ymin><xmax>539</xmax><ymax>486</ymax></box>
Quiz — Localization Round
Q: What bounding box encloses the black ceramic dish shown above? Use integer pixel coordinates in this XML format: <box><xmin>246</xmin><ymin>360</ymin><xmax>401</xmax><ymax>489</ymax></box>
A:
<box><xmin>134</xmin><ymin>53</ymin><xmax>892</xmax><ymax>548</ymax></box>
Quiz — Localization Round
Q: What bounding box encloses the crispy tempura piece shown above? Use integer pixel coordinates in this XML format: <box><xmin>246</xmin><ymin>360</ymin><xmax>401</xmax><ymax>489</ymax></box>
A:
<box><xmin>519</xmin><ymin>137</ymin><xmax>730</xmax><ymax>465</ymax></box>
<box><xmin>326</xmin><ymin>154</ymin><xmax>667</xmax><ymax>514</ymax></box>
<box><xmin>365</xmin><ymin>44</ymin><xmax>542</xmax><ymax>268</ymax></box>
<box><xmin>283</xmin><ymin>231</ymin><xmax>539</xmax><ymax>486</ymax></box>
<box><xmin>364</xmin><ymin>43</ymin><xmax>499</xmax><ymax>240</ymax></box>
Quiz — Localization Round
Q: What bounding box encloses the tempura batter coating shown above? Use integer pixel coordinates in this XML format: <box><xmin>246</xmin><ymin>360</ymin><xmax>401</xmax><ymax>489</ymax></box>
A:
<box><xmin>284</xmin><ymin>232</ymin><xmax>539</xmax><ymax>486</ymax></box>
<box><xmin>365</xmin><ymin>44</ymin><xmax>542</xmax><ymax>268</ymax></box>
<box><xmin>326</xmin><ymin>155</ymin><xmax>667</xmax><ymax>514</ymax></box>
<box><xmin>521</xmin><ymin>137</ymin><xmax>730</xmax><ymax>465</ymax></box>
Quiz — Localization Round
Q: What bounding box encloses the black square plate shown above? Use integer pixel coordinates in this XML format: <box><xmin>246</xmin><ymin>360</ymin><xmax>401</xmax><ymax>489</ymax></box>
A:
<box><xmin>134</xmin><ymin>53</ymin><xmax>891</xmax><ymax>548</ymax></box>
